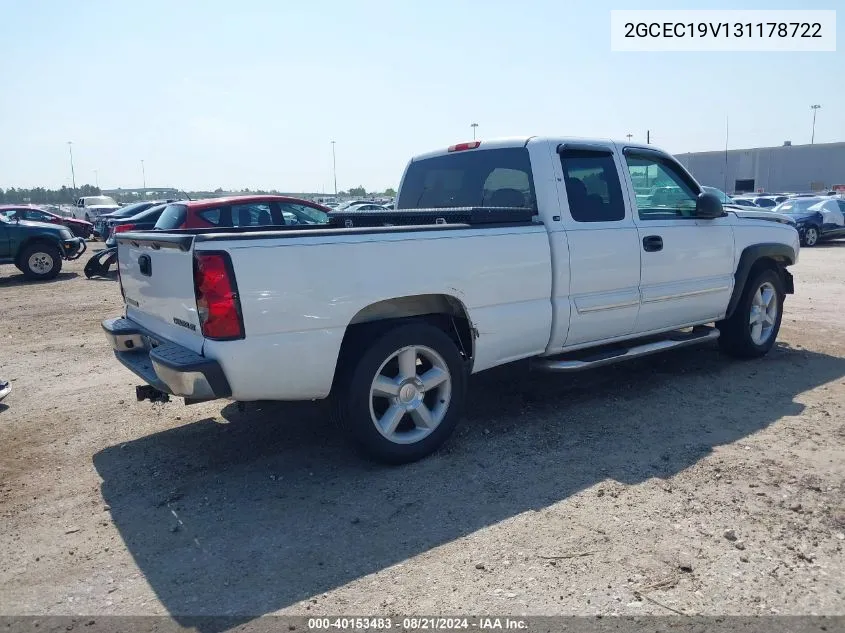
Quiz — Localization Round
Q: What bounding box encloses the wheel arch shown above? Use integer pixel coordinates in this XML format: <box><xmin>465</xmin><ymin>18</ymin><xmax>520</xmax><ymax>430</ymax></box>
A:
<box><xmin>725</xmin><ymin>243</ymin><xmax>795</xmax><ymax>320</ymax></box>
<box><xmin>14</xmin><ymin>237</ymin><xmax>62</xmax><ymax>268</ymax></box>
<box><xmin>333</xmin><ymin>293</ymin><xmax>476</xmax><ymax>388</ymax></box>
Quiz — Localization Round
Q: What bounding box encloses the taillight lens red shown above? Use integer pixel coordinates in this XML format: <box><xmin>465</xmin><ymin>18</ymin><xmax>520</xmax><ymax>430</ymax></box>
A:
<box><xmin>113</xmin><ymin>223</ymin><xmax>136</xmax><ymax>234</ymax></box>
<box><xmin>194</xmin><ymin>252</ymin><xmax>243</xmax><ymax>340</ymax></box>
<box><xmin>448</xmin><ymin>141</ymin><xmax>481</xmax><ymax>152</ymax></box>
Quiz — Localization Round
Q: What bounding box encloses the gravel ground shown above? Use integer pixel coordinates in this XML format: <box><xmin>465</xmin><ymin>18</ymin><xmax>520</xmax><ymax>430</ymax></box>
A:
<box><xmin>1</xmin><ymin>242</ymin><xmax>844</xmax><ymax>623</ymax></box>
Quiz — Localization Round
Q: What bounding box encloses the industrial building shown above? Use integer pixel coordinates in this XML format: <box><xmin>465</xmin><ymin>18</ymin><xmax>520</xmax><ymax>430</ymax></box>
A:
<box><xmin>675</xmin><ymin>141</ymin><xmax>845</xmax><ymax>194</ymax></box>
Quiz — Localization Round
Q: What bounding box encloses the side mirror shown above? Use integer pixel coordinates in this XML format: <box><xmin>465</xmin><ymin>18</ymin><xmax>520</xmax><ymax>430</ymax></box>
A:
<box><xmin>695</xmin><ymin>192</ymin><xmax>724</xmax><ymax>219</ymax></box>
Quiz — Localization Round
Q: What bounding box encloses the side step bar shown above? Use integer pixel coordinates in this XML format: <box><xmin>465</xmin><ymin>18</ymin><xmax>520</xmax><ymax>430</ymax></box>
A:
<box><xmin>531</xmin><ymin>326</ymin><xmax>720</xmax><ymax>373</ymax></box>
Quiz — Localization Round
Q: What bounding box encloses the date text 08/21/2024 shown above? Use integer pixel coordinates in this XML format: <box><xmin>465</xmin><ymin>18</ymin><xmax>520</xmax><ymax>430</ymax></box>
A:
<box><xmin>306</xmin><ymin>617</ymin><xmax>528</xmax><ymax>630</ymax></box>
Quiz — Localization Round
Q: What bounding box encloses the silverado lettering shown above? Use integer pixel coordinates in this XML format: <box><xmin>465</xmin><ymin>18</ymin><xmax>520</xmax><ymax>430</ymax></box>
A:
<box><xmin>173</xmin><ymin>317</ymin><xmax>196</xmax><ymax>331</ymax></box>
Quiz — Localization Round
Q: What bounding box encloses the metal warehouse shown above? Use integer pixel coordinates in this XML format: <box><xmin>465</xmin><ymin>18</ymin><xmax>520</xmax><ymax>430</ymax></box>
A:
<box><xmin>675</xmin><ymin>141</ymin><xmax>845</xmax><ymax>194</ymax></box>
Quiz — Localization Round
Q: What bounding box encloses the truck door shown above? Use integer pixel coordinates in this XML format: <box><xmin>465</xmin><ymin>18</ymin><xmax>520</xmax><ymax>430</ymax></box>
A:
<box><xmin>621</xmin><ymin>147</ymin><xmax>735</xmax><ymax>333</ymax></box>
<box><xmin>549</xmin><ymin>144</ymin><xmax>641</xmax><ymax>349</ymax></box>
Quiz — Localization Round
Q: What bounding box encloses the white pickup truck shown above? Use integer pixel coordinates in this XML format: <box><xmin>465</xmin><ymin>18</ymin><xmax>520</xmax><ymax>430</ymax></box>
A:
<box><xmin>70</xmin><ymin>195</ymin><xmax>121</xmax><ymax>222</ymax></box>
<box><xmin>103</xmin><ymin>137</ymin><xmax>799</xmax><ymax>463</ymax></box>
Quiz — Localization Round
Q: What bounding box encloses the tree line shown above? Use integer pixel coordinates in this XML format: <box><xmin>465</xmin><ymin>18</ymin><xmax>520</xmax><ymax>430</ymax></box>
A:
<box><xmin>0</xmin><ymin>184</ymin><xmax>397</xmax><ymax>205</ymax></box>
<box><xmin>0</xmin><ymin>185</ymin><xmax>101</xmax><ymax>205</ymax></box>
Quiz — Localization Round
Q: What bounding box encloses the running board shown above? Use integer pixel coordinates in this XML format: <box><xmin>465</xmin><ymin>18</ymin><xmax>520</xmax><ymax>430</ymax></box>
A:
<box><xmin>531</xmin><ymin>326</ymin><xmax>720</xmax><ymax>372</ymax></box>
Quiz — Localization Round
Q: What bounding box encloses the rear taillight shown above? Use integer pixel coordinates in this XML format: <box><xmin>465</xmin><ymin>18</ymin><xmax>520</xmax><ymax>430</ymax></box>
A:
<box><xmin>193</xmin><ymin>252</ymin><xmax>243</xmax><ymax>340</ymax></box>
<box><xmin>113</xmin><ymin>223</ymin><xmax>136</xmax><ymax>234</ymax></box>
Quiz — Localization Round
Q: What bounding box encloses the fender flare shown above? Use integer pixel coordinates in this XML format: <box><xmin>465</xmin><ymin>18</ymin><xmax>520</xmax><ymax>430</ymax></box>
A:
<box><xmin>724</xmin><ymin>243</ymin><xmax>796</xmax><ymax>320</ymax></box>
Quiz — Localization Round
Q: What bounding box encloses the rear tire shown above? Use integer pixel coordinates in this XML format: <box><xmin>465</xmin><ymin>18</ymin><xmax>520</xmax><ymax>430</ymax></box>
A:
<box><xmin>717</xmin><ymin>268</ymin><xmax>784</xmax><ymax>359</ymax></box>
<box><xmin>20</xmin><ymin>243</ymin><xmax>62</xmax><ymax>280</ymax></box>
<box><xmin>333</xmin><ymin>322</ymin><xmax>466</xmax><ymax>464</ymax></box>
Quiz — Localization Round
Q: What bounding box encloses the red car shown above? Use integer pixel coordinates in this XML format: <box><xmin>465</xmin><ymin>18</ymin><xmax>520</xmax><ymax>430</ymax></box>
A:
<box><xmin>153</xmin><ymin>195</ymin><xmax>331</xmax><ymax>231</ymax></box>
<box><xmin>0</xmin><ymin>205</ymin><xmax>94</xmax><ymax>238</ymax></box>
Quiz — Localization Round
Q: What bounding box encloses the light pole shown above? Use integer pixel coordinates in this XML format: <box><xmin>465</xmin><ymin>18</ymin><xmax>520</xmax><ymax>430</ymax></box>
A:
<box><xmin>67</xmin><ymin>141</ymin><xmax>76</xmax><ymax>191</ymax></box>
<box><xmin>471</xmin><ymin>122</ymin><xmax>479</xmax><ymax>140</ymax></box>
<box><xmin>810</xmin><ymin>104</ymin><xmax>821</xmax><ymax>144</ymax></box>
<box><xmin>626</xmin><ymin>133</ymin><xmax>633</xmax><ymax>142</ymax></box>
<box><xmin>331</xmin><ymin>141</ymin><xmax>337</xmax><ymax>196</ymax></box>
<box><xmin>93</xmin><ymin>169</ymin><xmax>99</xmax><ymax>188</ymax></box>
<box><xmin>141</xmin><ymin>159</ymin><xmax>146</xmax><ymax>191</ymax></box>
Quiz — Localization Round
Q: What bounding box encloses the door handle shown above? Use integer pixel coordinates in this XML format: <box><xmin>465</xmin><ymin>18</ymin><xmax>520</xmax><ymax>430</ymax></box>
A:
<box><xmin>643</xmin><ymin>235</ymin><xmax>663</xmax><ymax>252</ymax></box>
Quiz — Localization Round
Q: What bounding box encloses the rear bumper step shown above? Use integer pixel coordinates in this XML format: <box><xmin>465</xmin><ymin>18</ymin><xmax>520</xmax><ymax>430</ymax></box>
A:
<box><xmin>531</xmin><ymin>326</ymin><xmax>720</xmax><ymax>372</ymax></box>
<box><xmin>102</xmin><ymin>317</ymin><xmax>231</xmax><ymax>401</ymax></box>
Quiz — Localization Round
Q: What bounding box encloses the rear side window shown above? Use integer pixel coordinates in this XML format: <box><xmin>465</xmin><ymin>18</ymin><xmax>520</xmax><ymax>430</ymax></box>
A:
<box><xmin>560</xmin><ymin>150</ymin><xmax>626</xmax><ymax>222</ymax></box>
<box><xmin>231</xmin><ymin>203</ymin><xmax>273</xmax><ymax>227</ymax></box>
<box><xmin>397</xmin><ymin>148</ymin><xmax>535</xmax><ymax>210</ymax></box>
<box><xmin>154</xmin><ymin>204</ymin><xmax>188</xmax><ymax>230</ymax></box>
<box><xmin>198</xmin><ymin>208</ymin><xmax>221</xmax><ymax>225</ymax></box>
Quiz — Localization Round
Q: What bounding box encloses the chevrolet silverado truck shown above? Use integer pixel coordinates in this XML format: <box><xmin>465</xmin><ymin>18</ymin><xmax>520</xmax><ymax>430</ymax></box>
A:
<box><xmin>0</xmin><ymin>212</ymin><xmax>87</xmax><ymax>279</ymax></box>
<box><xmin>103</xmin><ymin>137</ymin><xmax>799</xmax><ymax>463</ymax></box>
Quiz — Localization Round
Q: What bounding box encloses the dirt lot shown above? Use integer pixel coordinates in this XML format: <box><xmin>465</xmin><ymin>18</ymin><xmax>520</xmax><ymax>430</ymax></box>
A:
<box><xmin>1</xmin><ymin>243</ymin><xmax>844</xmax><ymax>623</ymax></box>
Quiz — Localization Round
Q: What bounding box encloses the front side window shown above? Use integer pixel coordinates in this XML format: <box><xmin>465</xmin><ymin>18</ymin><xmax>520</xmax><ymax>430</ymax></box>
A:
<box><xmin>625</xmin><ymin>152</ymin><xmax>698</xmax><ymax>220</ymax></box>
<box><xmin>24</xmin><ymin>210</ymin><xmax>48</xmax><ymax>221</ymax></box>
<box><xmin>278</xmin><ymin>203</ymin><xmax>328</xmax><ymax>225</ymax></box>
<box><xmin>560</xmin><ymin>150</ymin><xmax>625</xmax><ymax>223</ymax></box>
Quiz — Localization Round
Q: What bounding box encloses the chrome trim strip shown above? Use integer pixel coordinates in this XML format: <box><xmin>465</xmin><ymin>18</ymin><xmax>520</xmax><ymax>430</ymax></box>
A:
<box><xmin>641</xmin><ymin>285</ymin><xmax>731</xmax><ymax>304</ymax></box>
<box><xmin>575</xmin><ymin>299</ymin><xmax>640</xmax><ymax>314</ymax></box>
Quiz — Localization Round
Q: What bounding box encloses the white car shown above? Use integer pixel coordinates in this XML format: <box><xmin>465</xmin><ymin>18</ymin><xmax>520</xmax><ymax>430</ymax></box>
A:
<box><xmin>69</xmin><ymin>195</ymin><xmax>120</xmax><ymax>222</ymax></box>
<box><xmin>103</xmin><ymin>136</ymin><xmax>799</xmax><ymax>463</ymax></box>
<box><xmin>343</xmin><ymin>203</ymin><xmax>394</xmax><ymax>212</ymax></box>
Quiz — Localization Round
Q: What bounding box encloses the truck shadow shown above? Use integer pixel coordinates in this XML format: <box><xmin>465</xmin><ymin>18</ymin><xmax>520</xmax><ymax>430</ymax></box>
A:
<box><xmin>93</xmin><ymin>342</ymin><xmax>845</xmax><ymax>631</ymax></box>
<box><xmin>0</xmin><ymin>271</ymin><xmax>78</xmax><ymax>286</ymax></box>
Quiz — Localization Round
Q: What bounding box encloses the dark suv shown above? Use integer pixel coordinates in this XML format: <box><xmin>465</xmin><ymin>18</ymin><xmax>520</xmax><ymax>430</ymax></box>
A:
<box><xmin>0</xmin><ymin>212</ymin><xmax>86</xmax><ymax>280</ymax></box>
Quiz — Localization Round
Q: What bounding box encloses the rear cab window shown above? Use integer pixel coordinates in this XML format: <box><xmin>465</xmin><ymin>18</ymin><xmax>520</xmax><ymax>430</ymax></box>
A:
<box><xmin>397</xmin><ymin>147</ymin><xmax>535</xmax><ymax>211</ymax></box>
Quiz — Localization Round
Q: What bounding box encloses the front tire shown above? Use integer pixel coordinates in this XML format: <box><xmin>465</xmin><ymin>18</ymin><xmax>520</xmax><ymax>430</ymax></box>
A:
<box><xmin>802</xmin><ymin>226</ymin><xmax>819</xmax><ymax>247</ymax></box>
<box><xmin>717</xmin><ymin>269</ymin><xmax>784</xmax><ymax>359</ymax></box>
<box><xmin>333</xmin><ymin>323</ymin><xmax>466</xmax><ymax>464</ymax></box>
<box><xmin>20</xmin><ymin>243</ymin><xmax>63</xmax><ymax>280</ymax></box>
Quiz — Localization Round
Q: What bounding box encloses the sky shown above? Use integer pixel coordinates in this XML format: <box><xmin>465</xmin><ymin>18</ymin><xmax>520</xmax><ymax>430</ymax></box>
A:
<box><xmin>0</xmin><ymin>0</ymin><xmax>842</xmax><ymax>192</ymax></box>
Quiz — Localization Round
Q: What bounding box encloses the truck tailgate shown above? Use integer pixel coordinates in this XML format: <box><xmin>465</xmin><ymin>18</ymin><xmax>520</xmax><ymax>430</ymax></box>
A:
<box><xmin>116</xmin><ymin>233</ymin><xmax>205</xmax><ymax>353</ymax></box>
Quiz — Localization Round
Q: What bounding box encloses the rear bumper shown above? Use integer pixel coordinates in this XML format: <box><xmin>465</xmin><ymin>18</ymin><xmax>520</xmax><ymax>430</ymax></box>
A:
<box><xmin>102</xmin><ymin>317</ymin><xmax>231</xmax><ymax>401</ymax></box>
